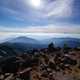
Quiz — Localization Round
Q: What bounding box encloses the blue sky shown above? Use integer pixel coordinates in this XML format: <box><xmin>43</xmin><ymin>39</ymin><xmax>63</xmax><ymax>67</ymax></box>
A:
<box><xmin>0</xmin><ymin>0</ymin><xmax>80</xmax><ymax>35</ymax></box>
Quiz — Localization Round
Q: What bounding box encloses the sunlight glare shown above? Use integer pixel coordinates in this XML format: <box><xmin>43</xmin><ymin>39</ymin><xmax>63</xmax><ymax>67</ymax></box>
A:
<box><xmin>29</xmin><ymin>0</ymin><xmax>42</xmax><ymax>8</ymax></box>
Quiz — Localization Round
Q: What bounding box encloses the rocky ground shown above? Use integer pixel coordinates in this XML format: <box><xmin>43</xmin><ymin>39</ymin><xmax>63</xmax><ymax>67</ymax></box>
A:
<box><xmin>0</xmin><ymin>47</ymin><xmax>80</xmax><ymax>80</ymax></box>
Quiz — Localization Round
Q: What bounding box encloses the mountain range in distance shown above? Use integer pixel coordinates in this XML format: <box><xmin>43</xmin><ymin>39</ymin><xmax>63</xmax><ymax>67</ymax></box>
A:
<box><xmin>0</xmin><ymin>36</ymin><xmax>80</xmax><ymax>57</ymax></box>
<box><xmin>2</xmin><ymin>36</ymin><xmax>80</xmax><ymax>48</ymax></box>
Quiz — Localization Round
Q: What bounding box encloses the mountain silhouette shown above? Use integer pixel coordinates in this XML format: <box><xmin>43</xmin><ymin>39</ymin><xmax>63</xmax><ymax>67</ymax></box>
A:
<box><xmin>0</xmin><ymin>37</ymin><xmax>80</xmax><ymax>57</ymax></box>
<box><xmin>44</xmin><ymin>37</ymin><xmax>80</xmax><ymax>48</ymax></box>
<box><xmin>7</xmin><ymin>36</ymin><xmax>40</xmax><ymax>44</ymax></box>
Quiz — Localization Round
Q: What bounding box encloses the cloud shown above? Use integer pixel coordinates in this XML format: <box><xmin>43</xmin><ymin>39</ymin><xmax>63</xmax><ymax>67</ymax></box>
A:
<box><xmin>0</xmin><ymin>32</ymin><xmax>80</xmax><ymax>41</ymax></box>
<box><xmin>0</xmin><ymin>0</ymin><xmax>80</xmax><ymax>32</ymax></box>
<box><xmin>0</xmin><ymin>0</ymin><xmax>74</xmax><ymax>22</ymax></box>
<box><xmin>0</xmin><ymin>24</ymin><xmax>80</xmax><ymax>33</ymax></box>
<box><xmin>43</xmin><ymin>0</ymin><xmax>73</xmax><ymax>18</ymax></box>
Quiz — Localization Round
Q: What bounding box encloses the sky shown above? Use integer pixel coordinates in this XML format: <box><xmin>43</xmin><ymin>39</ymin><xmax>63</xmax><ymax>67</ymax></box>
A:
<box><xmin>0</xmin><ymin>0</ymin><xmax>80</xmax><ymax>39</ymax></box>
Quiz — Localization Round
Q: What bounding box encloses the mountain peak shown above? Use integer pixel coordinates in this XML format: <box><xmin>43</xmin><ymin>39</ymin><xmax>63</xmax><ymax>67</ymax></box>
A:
<box><xmin>7</xmin><ymin>36</ymin><xmax>39</xmax><ymax>44</ymax></box>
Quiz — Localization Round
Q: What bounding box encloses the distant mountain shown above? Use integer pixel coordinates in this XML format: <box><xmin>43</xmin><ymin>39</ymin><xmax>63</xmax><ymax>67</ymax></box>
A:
<box><xmin>1</xmin><ymin>36</ymin><xmax>46</xmax><ymax>53</ymax></box>
<box><xmin>2</xmin><ymin>37</ymin><xmax>80</xmax><ymax>49</ymax></box>
<box><xmin>44</xmin><ymin>38</ymin><xmax>80</xmax><ymax>48</ymax></box>
<box><xmin>0</xmin><ymin>37</ymin><xmax>80</xmax><ymax>57</ymax></box>
<box><xmin>7</xmin><ymin>36</ymin><xmax>40</xmax><ymax>44</ymax></box>
<box><xmin>0</xmin><ymin>36</ymin><xmax>41</xmax><ymax>57</ymax></box>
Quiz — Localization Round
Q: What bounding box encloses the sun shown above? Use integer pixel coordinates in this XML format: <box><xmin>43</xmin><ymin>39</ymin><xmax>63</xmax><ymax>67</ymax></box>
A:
<box><xmin>29</xmin><ymin>0</ymin><xmax>42</xmax><ymax>8</ymax></box>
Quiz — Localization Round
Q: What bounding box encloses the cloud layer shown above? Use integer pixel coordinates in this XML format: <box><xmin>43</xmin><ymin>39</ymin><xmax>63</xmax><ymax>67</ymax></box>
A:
<box><xmin>0</xmin><ymin>24</ymin><xmax>80</xmax><ymax>33</ymax></box>
<box><xmin>0</xmin><ymin>0</ymin><xmax>75</xmax><ymax>22</ymax></box>
<box><xmin>0</xmin><ymin>0</ymin><xmax>80</xmax><ymax>34</ymax></box>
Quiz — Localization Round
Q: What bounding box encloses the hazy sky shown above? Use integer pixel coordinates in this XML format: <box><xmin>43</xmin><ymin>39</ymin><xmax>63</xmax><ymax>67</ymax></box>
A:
<box><xmin>0</xmin><ymin>0</ymin><xmax>80</xmax><ymax>36</ymax></box>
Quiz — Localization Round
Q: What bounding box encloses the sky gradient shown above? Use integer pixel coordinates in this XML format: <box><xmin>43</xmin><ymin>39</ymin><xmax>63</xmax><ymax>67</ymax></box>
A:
<box><xmin>0</xmin><ymin>0</ymin><xmax>80</xmax><ymax>37</ymax></box>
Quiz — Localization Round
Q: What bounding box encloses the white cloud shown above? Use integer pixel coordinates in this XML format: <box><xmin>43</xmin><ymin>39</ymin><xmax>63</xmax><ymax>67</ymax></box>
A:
<box><xmin>0</xmin><ymin>24</ymin><xmax>80</xmax><ymax>33</ymax></box>
<box><xmin>0</xmin><ymin>0</ymin><xmax>74</xmax><ymax>21</ymax></box>
<box><xmin>45</xmin><ymin>0</ymin><xmax>73</xmax><ymax>17</ymax></box>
